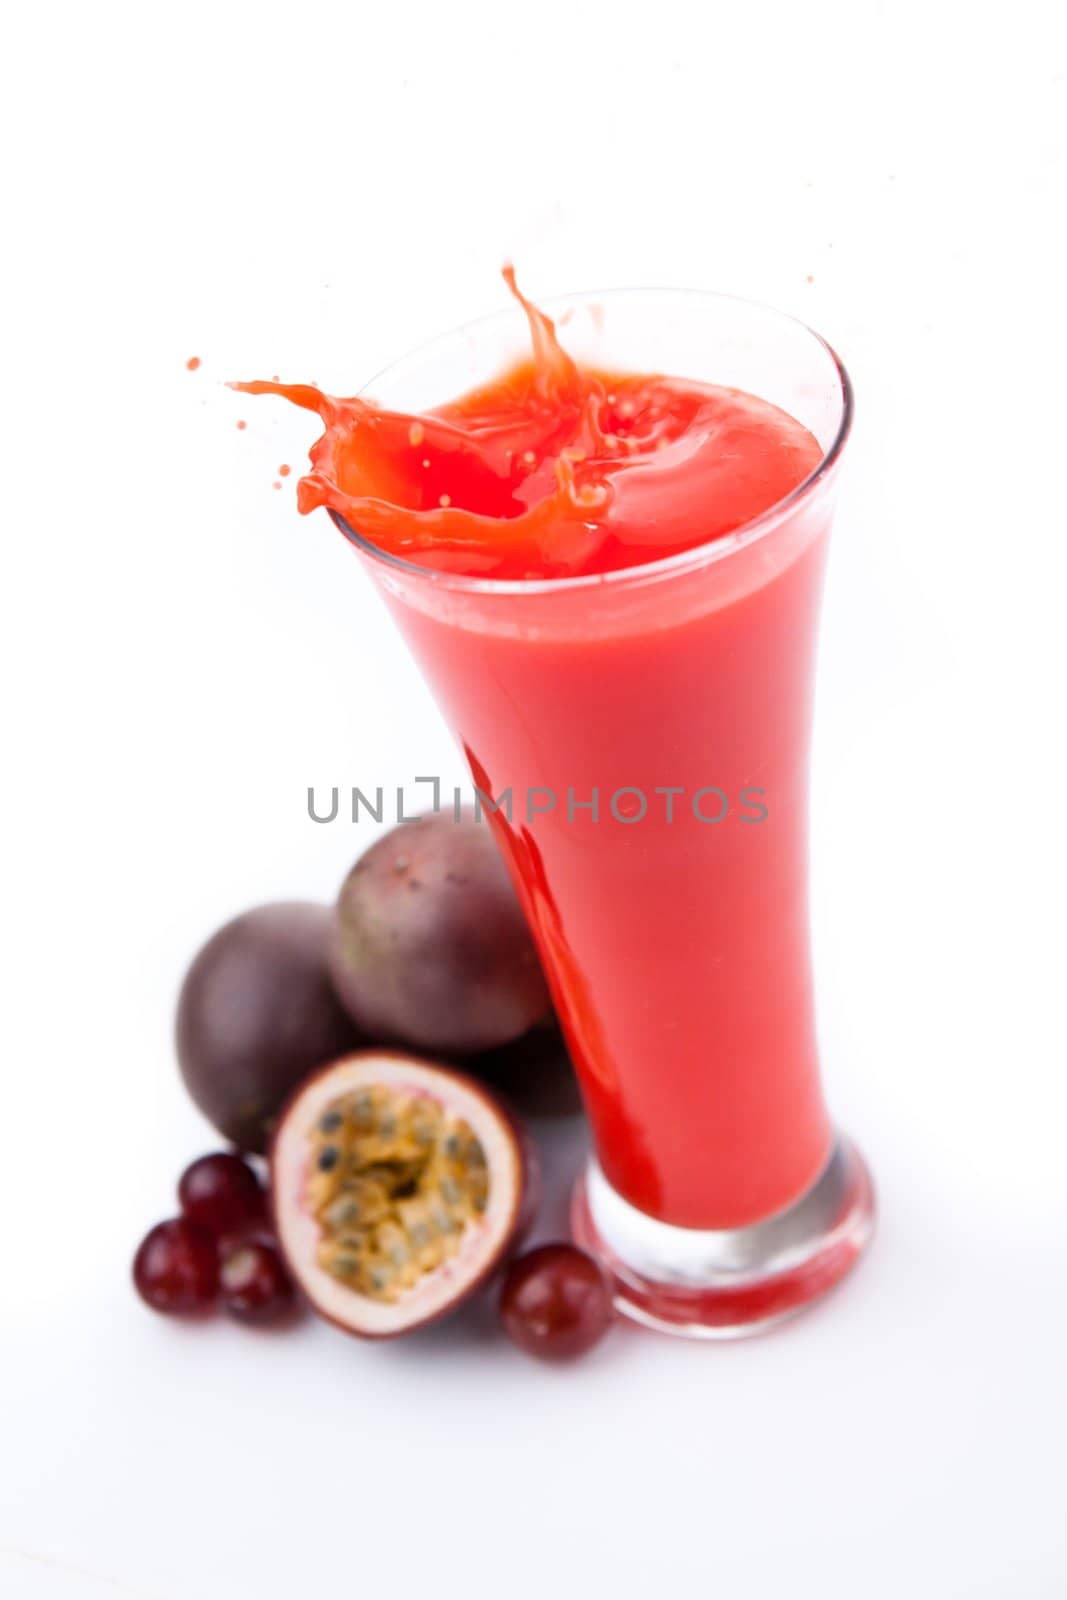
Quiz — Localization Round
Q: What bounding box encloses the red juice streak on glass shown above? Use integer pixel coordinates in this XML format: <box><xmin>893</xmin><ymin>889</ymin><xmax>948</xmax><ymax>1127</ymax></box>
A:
<box><xmin>233</xmin><ymin>275</ymin><xmax>833</xmax><ymax>1228</ymax></box>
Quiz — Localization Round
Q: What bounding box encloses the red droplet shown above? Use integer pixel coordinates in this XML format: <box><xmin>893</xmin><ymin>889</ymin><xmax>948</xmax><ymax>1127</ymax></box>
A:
<box><xmin>272</xmin><ymin>481</ymin><xmax>282</xmax><ymax>491</ymax></box>
<box><xmin>236</xmin><ymin>419</ymin><xmax>247</xmax><ymax>430</ymax></box>
<box><xmin>805</xmin><ymin>274</ymin><xmax>814</xmax><ymax>284</ymax></box>
<box><xmin>186</xmin><ymin>356</ymin><xmax>201</xmax><ymax>371</ymax></box>
<box><xmin>278</xmin><ymin>464</ymin><xmax>291</xmax><ymax>477</ymax></box>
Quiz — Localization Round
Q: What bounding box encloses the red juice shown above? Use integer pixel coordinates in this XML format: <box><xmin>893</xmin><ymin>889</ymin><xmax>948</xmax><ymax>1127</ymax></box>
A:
<box><xmin>237</xmin><ymin>275</ymin><xmax>846</xmax><ymax>1232</ymax></box>
<box><xmin>390</xmin><ymin>522</ymin><xmax>833</xmax><ymax>1229</ymax></box>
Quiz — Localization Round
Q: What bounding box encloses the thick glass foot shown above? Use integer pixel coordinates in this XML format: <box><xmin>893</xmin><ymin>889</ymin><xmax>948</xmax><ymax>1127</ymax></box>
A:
<box><xmin>571</xmin><ymin>1136</ymin><xmax>875</xmax><ymax>1339</ymax></box>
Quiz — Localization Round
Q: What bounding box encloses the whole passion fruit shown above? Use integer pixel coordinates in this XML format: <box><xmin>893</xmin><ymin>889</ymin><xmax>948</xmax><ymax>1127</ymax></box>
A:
<box><xmin>328</xmin><ymin>813</ymin><xmax>552</xmax><ymax>1055</ymax></box>
<box><xmin>177</xmin><ymin>903</ymin><xmax>363</xmax><ymax>1153</ymax></box>
<box><xmin>271</xmin><ymin>1051</ymin><xmax>534</xmax><ymax>1338</ymax></box>
<box><xmin>458</xmin><ymin>1022</ymin><xmax>583</xmax><ymax>1120</ymax></box>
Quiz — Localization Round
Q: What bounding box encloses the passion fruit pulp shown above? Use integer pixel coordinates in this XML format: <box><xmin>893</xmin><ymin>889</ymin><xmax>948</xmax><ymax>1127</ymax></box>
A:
<box><xmin>271</xmin><ymin>1052</ymin><xmax>534</xmax><ymax>1337</ymax></box>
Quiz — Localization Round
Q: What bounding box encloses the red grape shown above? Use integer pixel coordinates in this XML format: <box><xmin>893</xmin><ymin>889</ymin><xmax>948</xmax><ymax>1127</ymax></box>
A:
<box><xmin>178</xmin><ymin>1152</ymin><xmax>265</xmax><ymax>1238</ymax></box>
<box><xmin>133</xmin><ymin>1219</ymin><xmax>219</xmax><ymax>1314</ymax></box>
<box><xmin>219</xmin><ymin>1242</ymin><xmax>295</xmax><ymax>1325</ymax></box>
<box><xmin>499</xmin><ymin>1244</ymin><xmax>613</xmax><ymax>1362</ymax></box>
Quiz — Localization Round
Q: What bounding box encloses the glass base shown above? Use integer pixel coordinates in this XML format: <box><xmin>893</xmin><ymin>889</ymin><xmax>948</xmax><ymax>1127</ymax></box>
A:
<box><xmin>571</xmin><ymin>1136</ymin><xmax>875</xmax><ymax>1340</ymax></box>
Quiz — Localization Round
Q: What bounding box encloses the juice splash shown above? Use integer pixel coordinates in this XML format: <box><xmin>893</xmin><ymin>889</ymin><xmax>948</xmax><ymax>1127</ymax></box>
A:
<box><xmin>233</xmin><ymin>269</ymin><xmax>821</xmax><ymax>581</ymax></box>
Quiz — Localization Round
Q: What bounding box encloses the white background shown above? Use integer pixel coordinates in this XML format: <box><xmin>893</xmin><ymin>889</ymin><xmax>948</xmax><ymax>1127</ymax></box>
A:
<box><xmin>3</xmin><ymin>2</ymin><xmax>1066</xmax><ymax>1596</ymax></box>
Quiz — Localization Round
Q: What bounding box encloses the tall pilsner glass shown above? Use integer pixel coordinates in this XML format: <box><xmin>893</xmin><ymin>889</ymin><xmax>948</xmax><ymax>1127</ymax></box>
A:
<box><xmin>333</xmin><ymin>290</ymin><xmax>875</xmax><ymax>1338</ymax></box>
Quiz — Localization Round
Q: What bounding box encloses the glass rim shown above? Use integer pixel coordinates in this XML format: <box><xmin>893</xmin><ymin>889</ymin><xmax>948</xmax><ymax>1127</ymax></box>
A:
<box><xmin>331</xmin><ymin>285</ymin><xmax>854</xmax><ymax>597</ymax></box>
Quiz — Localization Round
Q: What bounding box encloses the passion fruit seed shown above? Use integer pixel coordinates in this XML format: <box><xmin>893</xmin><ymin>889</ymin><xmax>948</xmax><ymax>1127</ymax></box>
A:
<box><xmin>308</xmin><ymin>1083</ymin><xmax>490</xmax><ymax>1304</ymax></box>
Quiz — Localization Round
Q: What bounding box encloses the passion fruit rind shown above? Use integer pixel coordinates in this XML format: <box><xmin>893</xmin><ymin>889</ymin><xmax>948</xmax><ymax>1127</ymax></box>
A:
<box><xmin>269</xmin><ymin>1051</ymin><xmax>536</xmax><ymax>1339</ymax></box>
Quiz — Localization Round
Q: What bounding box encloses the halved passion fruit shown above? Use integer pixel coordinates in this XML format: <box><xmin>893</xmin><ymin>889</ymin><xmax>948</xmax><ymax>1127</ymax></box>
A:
<box><xmin>270</xmin><ymin>1052</ymin><xmax>534</xmax><ymax>1337</ymax></box>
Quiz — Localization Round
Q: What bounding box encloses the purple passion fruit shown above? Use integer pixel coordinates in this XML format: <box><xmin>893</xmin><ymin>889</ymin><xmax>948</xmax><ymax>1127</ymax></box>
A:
<box><xmin>458</xmin><ymin>1022</ymin><xmax>583</xmax><ymax>1120</ymax></box>
<box><xmin>328</xmin><ymin>814</ymin><xmax>552</xmax><ymax>1055</ymax></box>
<box><xmin>271</xmin><ymin>1051</ymin><xmax>534</xmax><ymax>1338</ymax></box>
<box><xmin>177</xmin><ymin>903</ymin><xmax>363</xmax><ymax>1152</ymax></box>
